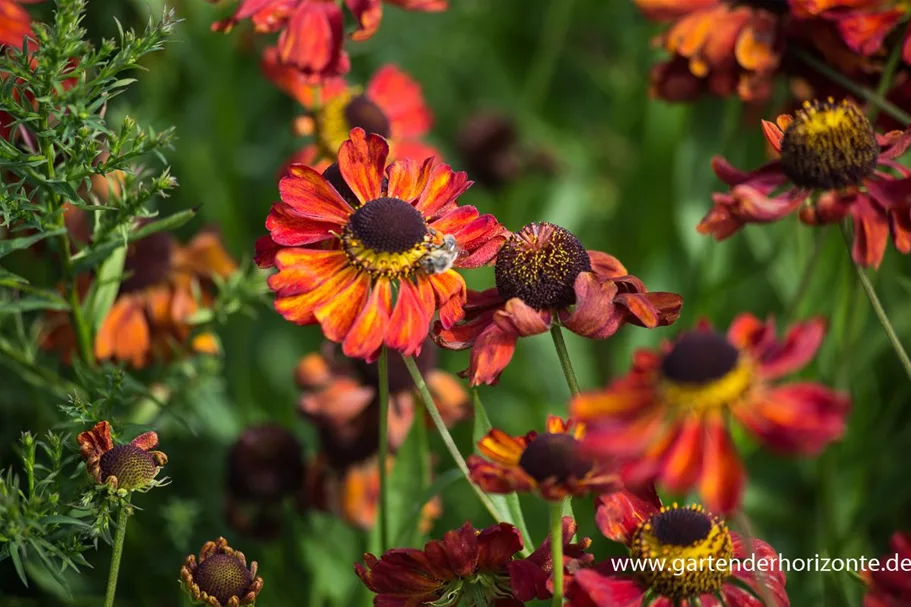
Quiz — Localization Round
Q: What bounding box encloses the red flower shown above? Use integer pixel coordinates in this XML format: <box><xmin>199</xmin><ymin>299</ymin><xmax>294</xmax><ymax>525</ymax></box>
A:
<box><xmin>573</xmin><ymin>313</ymin><xmax>850</xmax><ymax>513</ymax></box>
<box><xmin>567</xmin><ymin>489</ymin><xmax>789</xmax><ymax>606</ymax></box>
<box><xmin>355</xmin><ymin>518</ymin><xmax>590</xmax><ymax>605</ymax></box>
<box><xmin>256</xmin><ymin>128</ymin><xmax>506</xmax><ymax>361</ymax></box>
<box><xmin>699</xmin><ymin>98</ymin><xmax>911</xmax><ymax>269</ymax></box>
<box><xmin>433</xmin><ymin>222</ymin><xmax>682</xmax><ymax>385</ymax></box>
<box><xmin>0</xmin><ymin>0</ymin><xmax>36</xmax><ymax>49</ymax></box>
<box><xmin>865</xmin><ymin>532</ymin><xmax>911</xmax><ymax>607</ymax></box>
<box><xmin>468</xmin><ymin>416</ymin><xmax>620</xmax><ymax>501</ymax></box>
<box><xmin>263</xmin><ymin>55</ymin><xmax>439</xmax><ymax>169</ymax></box>
<box><xmin>792</xmin><ymin>0</ymin><xmax>911</xmax><ymax>65</ymax></box>
<box><xmin>635</xmin><ymin>0</ymin><xmax>787</xmax><ymax>102</ymax></box>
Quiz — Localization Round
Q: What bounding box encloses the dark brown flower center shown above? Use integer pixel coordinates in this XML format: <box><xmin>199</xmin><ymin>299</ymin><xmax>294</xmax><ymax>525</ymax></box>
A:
<box><xmin>99</xmin><ymin>444</ymin><xmax>157</xmax><ymax>490</ymax></box>
<box><xmin>495</xmin><ymin>222</ymin><xmax>591</xmax><ymax>310</ymax></box>
<box><xmin>733</xmin><ymin>0</ymin><xmax>789</xmax><ymax>14</ymax></box>
<box><xmin>120</xmin><ymin>232</ymin><xmax>173</xmax><ymax>293</ymax></box>
<box><xmin>518</xmin><ymin>433</ymin><xmax>593</xmax><ymax>483</ymax></box>
<box><xmin>651</xmin><ymin>507</ymin><xmax>713</xmax><ymax>546</ymax></box>
<box><xmin>661</xmin><ymin>331</ymin><xmax>740</xmax><ymax>385</ymax></box>
<box><xmin>194</xmin><ymin>553</ymin><xmax>253</xmax><ymax>605</ymax></box>
<box><xmin>345</xmin><ymin>95</ymin><xmax>391</xmax><ymax>138</ymax></box>
<box><xmin>347</xmin><ymin>197</ymin><xmax>428</xmax><ymax>253</ymax></box>
<box><xmin>323</xmin><ymin>163</ymin><xmax>360</xmax><ymax>207</ymax></box>
<box><xmin>228</xmin><ymin>424</ymin><xmax>304</xmax><ymax>501</ymax></box>
<box><xmin>780</xmin><ymin>99</ymin><xmax>878</xmax><ymax>190</ymax></box>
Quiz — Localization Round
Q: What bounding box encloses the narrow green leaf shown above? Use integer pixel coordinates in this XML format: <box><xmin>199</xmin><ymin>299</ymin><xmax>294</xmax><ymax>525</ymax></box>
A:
<box><xmin>87</xmin><ymin>244</ymin><xmax>126</xmax><ymax>331</ymax></box>
<box><xmin>39</xmin><ymin>515</ymin><xmax>92</xmax><ymax>528</ymax></box>
<box><xmin>0</xmin><ymin>293</ymin><xmax>69</xmax><ymax>313</ymax></box>
<box><xmin>472</xmin><ymin>390</ymin><xmax>534</xmax><ymax>553</ymax></box>
<box><xmin>0</xmin><ymin>267</ymin><xmax>29</xmax><ymax>287</ymax></box>
<box><xmin>0</xmin><ymin>227</ymin><xmax>66</xmax><ymax>259</ymax></box>
<box><xmin>392</xmin><ymin>468</ymin><xmax>463</xmax><ymax>547</ymax></box>
<box><xmin>9</xmin><ymin>541</ymin><xmax>27</xmax><ymax>587</ymax></box>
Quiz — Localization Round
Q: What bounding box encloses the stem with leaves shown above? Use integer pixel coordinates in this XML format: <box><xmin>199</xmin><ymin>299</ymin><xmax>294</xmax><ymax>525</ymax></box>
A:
<box><xmin>377</xmin><ymin>346</ymin><xmax>390</xmax><ymax>552</ymax></box>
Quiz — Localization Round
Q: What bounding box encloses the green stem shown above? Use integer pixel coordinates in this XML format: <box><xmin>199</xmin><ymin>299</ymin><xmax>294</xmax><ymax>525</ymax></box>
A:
<box><xmin>550</xmin><ymin>500</ymin><xmax>565</xmax><ymax>607</ymax></box>
<box><xmin>793</xmin><ymin>49</ymin><xmax>911</xmax><ymax>125</ymax></box>
<box><xmin>840</xmin><ymin>225</ymin><xmax>911</xmax><ymax>382</ymax></box>
<box><xmin>871</xmin><ymin>36</ymin><xmax>905</xmax><ymax>120</ymax></box>
<box><xmin>41</xmin><ymin>117</ymin><xmax>94</xmax><ymax>366</ymax></box>
<box><xmin>377</xmin><ymin>345</ymin><xmax>390</xmax><ymax>552</ymax></box>
<box><xmin>523</xmin><ymin>0</ymin><xmax>576</xmax><ymax>110</ymax></box>
<box><xmin>103</xmin><ymin>502</ymin><xmax>130</xmax><ymax>607</ymax></box>
<box><xmin>550</xmin><ymin>325</ymin><xmax>580</xmax><ymax>396</ymax></box>
<box><xmin>401</xmin><ymin>355</ymin><xmax>504</xmax><ymax>524</ymax></box>
<box><xmin>786</xmin><ymin>228</ymin><xmax>826</xmax><ymax>321</ymax></box>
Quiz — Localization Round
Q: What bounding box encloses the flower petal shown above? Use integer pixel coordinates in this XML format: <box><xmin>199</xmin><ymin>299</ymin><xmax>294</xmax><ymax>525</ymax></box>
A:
<box><xmin>279</xmin><ymin>164</ymin><xmax>353</xmax><ymax>224</ymax></box>
<box><xmin>562</xmin><ymin>273</ymin><xmax>622</xmax><ymax>339</ymax></box>
<box><xmin>338</xmin><ymin>127</ymin><xmax>389</xmax><ymax>205</ymax></box>
<box><xmin>467</xmin><ymin>322</ymin><xmax>519</xmax><ymax>386</ymax></box>
<box><xmin>757</xmin><ymin>316</ymin><xmax>826</xmax><ymax>379</ymax></box>
<box><xmin>477</xmin><ymin>428</ymin><xmax>527</xmax><ymax>466</ymax></box>
<box><xmin>698</xmin><ymin>415</ymin><xmax>744</xmax><ymax>514</ymax></box>
<box><xmin>314</xmin><ymin>271</ymin><xmax>370</xmax><ymax>342</ymax></box>
<box><xmin>385</xmin><ymin>279</ymin><xmax>431</xmax><ymax>356</ymax></box>
<box><xmin>414</xmin><ymin>163</ymin><xmax>471</xmax><ymax>219</ymax></box>
<box><xmin>345</xmin><ymin>0</ymin><xmax>383</xmax><ymax>41</ymax></box>
<box><xmin>343</xmin><ymin>279</ymin><xmax>393</xmax><ymax>359</ymax></box>
<box><xmin>265</xmin><ymin>202</ymin><xmax>338</xmax><ymax>246</ymax></box>
<box><xmin>386</xmin><ymin>157</ymin><xmax>433</xmax><ymax>203</ymax></box>
<box><xmin>595</xmin><ymin>487</ymin><xmax>661</xmax><ymax>545</ymax></box>
<box><xmin>269</xmin><ymin>250</ymin><xmax>349</xmax><ymax>297</ymax></box>
<box><xmin>274</xmin><ymin>266</ymin><xmax>358</xmax><ymax>325</ymax></box>
<box><xmin>657</xmin><ymin>415</ymin><xmax>704</xmax><ymax>493</ymax></box>
<box><xmin>366</xmin><ymin>64</ymin><xmax>433</xmax><ymax>138</ymax></box>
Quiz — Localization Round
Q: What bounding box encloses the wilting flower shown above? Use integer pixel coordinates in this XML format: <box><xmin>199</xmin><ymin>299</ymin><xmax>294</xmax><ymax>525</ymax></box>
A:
<box><xmin>636</xmin><ymin>0</ymin><xmax>788</xmax><ymax>102</ymax></box>
<box><xmin>225</xmin><ymin>424</ymin><xmax>305</xmax><ymax>539</ymax></box>
<box><xmin>255</xmin><ymin>128</ymin><xmax>506</xmax><ymax>361</ymax></box>
<box><xmin>307</xmin><ymin>454</ymin><xmax>441</xmax><ymax>532</ymax></box>
<box><xmin>0</xmin><ymin>0</ymin><xmax>35</xmax><ymax>49</ymax></box>
<box><xmin>567</xmin><ymin>489</ymin><xmax>789</xmax><ymax>606</ymax></box>
<box><xmin>864</xmin><ymin>532</ymin><xmax>911</xmax><ymax>607</ymax></box>
<box><xmin>468</xmin><ymin>416</ymin><xmax>620</xmax><ymax>501</ymax></box>
<box><xmin>213</xmin><ymin>0</ymin><xmax>446</xmax><ymax>81</ymax></box>
<box><xmin>296</xmin><ymin>340</ymin><xmax>469</xmax><ymax>468</ymax></box>
<box><xmin>433</xmin><ymin>222</ymin><xmax>682</xmax><ymax>385</ymax></box>
<box><xmin>180</xmin><ymin>537</ymin><xmax>263</xmax><ymax>607</ymax></box>
<box><xmin>41</xmin><ymin>229</ymin><xmax>237</xmax><ymax>367</ymax></box>
<box><xmin>263</xmin><ymin>54</ymin><xmax>438</xmax><ymax>170</ymax></box>
<box><xmin>700</xmin><ymin>98</ymin><xmax>911</xmax><ymax>269</ymax></box>
<box><xmin>355</xmin><ymin>518</ymin><xmax>591</xmax><ymax>605</ymax></box>
<box><xmin>792</xmin><ymin>0</ymin><xmax>911</xmax><ymax>65</ymax></box>
<box><xmin>573</xmin><ymin>313</ymin><xmax>850</xmax><ymax>513</ymax></box>
<box><xmin>77</xmin><ymin>421</ymin><xmax>167</xmax><ymax>491</ymax></box>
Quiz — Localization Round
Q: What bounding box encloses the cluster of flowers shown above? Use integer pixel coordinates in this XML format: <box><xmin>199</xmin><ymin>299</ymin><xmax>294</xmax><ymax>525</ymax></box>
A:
<box><xmin>8</xmin><ymin>0</ymin><xmax>911</xmax><ymax>604</ymax></box>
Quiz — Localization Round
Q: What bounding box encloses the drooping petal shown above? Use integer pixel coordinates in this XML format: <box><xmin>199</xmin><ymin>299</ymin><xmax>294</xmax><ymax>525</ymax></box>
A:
<box><xmin>338</xmin><ymin>128</ymin><xmax>389</xmax><ymax>205</ymax></box>
<box><xmin>834</xmin><ymin>8</ymin><xmax>904</xmax><ymax>57</ymax></box>
<box><xmin>756</xmin><ymin>316</ymin><xmax>826</xmax><ymax>379</ymax></box>
<box><xmin>343</xmin><ymin>279</ymin><xmax>393</xmax><ymax>359</ymax></box>
<box><xmin>254</xmin><ymin>235</ymin><xmax>282</xmax><ymax>268</ymax></box>
<box><xmin>495</xmin><ymin>298</ymin><xmax>550</xmax><ymax>337</ymax></box>
<box><xmin>345</xmin><ymin>0</ymin><xmax>383</xmax><ymax>41</ymax></box>
<box><xmin>385</xmin><ymin>279</ymin><xmax>431</xmax><ymax>356</ymax></box>
<box><xmin>698</xmin><ymin>414</ymin><xmax>744</xmax><ymax>514</ymax></box>
<box><xmin>130</xmin><ymin>432</ymin><xmax>159</xmax><ymax>451</ymax></box>
<box><xmin>314</xmin><ymin>271</ymin><xmax>370</xmax><ymax>342</ymax></box>
<box><xmin>562</xmin><ymin>273</ymin><xmax>622</xmax><ymax>339</ymax></box>
<box><xmin>425</xmin><ymin>271</ymin><xmax>466</xmax><ymax>329</ymax></box>
<box><xmin>277</xmin><ymin>0</ymin><xmax>345</xmax><ymax>73</ymax></box>
<box><xmin>467</xmin><ymin>322</ymin><xmax>519</xmax><ymax>386</ymax></box>
<box><xmin>850</xmin><ymin>192</ymin><xmax>890</xmax><ymax>268</ymax></box>
<box><xmin>279</xmin><ymin>165</ymin><xmax>353</xmax><ymax>224</ymax></box>
<box><xmin>657</xmin><ymin>415</ymin><xmax>704</xmax><ymax>493</ymax></box>
<box><xmin>95</xmin><ymin>296</ymin><xmax>150</xmax><ymax>368</ymax></box>
<box><xmin>587</xmin><ymin>250</ymin><xmax>628</xmax><ymax>280</ymax></box>
<box><xmin>476</xmin><ymin>523</ymin><xmax>524</xmax><ymax>571</ymax></box>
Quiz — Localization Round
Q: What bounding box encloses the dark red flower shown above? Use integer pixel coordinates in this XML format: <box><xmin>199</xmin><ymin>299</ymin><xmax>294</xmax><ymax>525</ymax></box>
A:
<box><xmin>864</xmin><ymin>532</ymin><xmax>911</xmax><ymax>607</ymax></box>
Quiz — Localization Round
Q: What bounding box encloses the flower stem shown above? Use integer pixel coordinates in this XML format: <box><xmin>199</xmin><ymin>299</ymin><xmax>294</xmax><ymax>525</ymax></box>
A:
<box><xmin>402</xmin><ymin>354</ymin><xmax>504</xmax><ymax>524</ymax></box>
<box><xmin>377</xmin><ymin>345</ymin><xmax>390</xmax><ymax>552</ymax></box>
<box><xmin>103</xmin><ymin>501</ymin><xmax>131</xmax><ymax>607</ymax></box>
<box><xmin>550</xmin><ymin>325</ymin><xmax>580</xmax><ymax>396</ymax></box>
<box><xmin>550</xmin><ymin>500</ymin><xmax>565</xmax><ymax>607</ymax></box>
<box><xmin>839</xmin><ymin>225</ymin><xmax>911</xmax><ymax>382</ymax></box>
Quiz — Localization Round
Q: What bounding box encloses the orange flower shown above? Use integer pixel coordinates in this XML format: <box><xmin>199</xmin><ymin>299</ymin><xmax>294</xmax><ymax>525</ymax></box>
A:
<box><xmin>636</xmin><ymin>0</ymin><xmax>787</xmax><ymax>102</ymax></box>
<box><xmin>572</xmin><ymin>314</ymin><xmax>851</xmax><ymax>513</ymax></box>
<box><xmin>0</xmin><ymin>0</ymin><xmax>35</xmax><ymax>49</ymax></box>
<box><xmin>699</xmin><ymin>98</ymin><xmax>911</xmax><ymax>268</ymax></box>
<box><xmin>77</xmin><ymin>421</ymin><xmax>167</xmax><ymax>491</ymax></box>
<box><xmin>213</xmin><ymin>0</ymin><xmax>447</xmax><ymax>80</ymax></box>
<box><xmin>469</xmin><ymin>416</ymin><xmax>620</xmax><ymax>502</ymax></box>
<box><xmin>42</xmin><ymin>229</ymin><xmax>237</xmax><ymax>368</ymax></box>
<box><xmin>255</xmin><ymin>128</ymin><xmax>506</xmax><ymax>361</ymax></box>
<box><xmin>296</xmin><ymin>340</ymin><xmax>469</xmax><ymax>467</ymax></box>
<box><xmin>306</xmin><ymin>454</ymin><xmax>442</xmax><ymax>532</ymax></box>
<box><xmin>263</xmin><ymin>55</ymin><xmax>439</xmax><ymax>170</ymax></box>
<box><xmin>433</xmin><ymin>222</ymin><xmax>682</xmax><ymax>386</ymax></box>
<box><xmin>792</xmin><ymin>0</ymin><xmax>911</xmax><ymax>65</ymax></box>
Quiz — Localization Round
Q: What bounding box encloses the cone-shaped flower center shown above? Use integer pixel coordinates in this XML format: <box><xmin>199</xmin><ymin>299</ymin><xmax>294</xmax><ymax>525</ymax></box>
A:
<box><xmin>780</xmin><ymin>99</ymin><xmax>878</xmax><ymax>190</ymax></box>
<box><xmin>518</xmin><ymin>433</ymin><xmax>593</xmax><ymax>483</ymax></box>
<box><xmin>631</xmin><ymin>504</ymin><xmax>733</xmax><ymax>599</ymax></box>
<box><xmin>120</xmin><ymin>232</ymin><xmax>173</xmax><ymax>293</ymax></box>
<box><xmin>735</xmin><ymin>0</ymin><xmax>789</xmax><ymax>14</ymax></box>
<box><xmin>348</xmin><ymin>197</ymin><xmax>428</xmax><ymax>253</ymax></box>
<box><xmin>342</xmin><ymin>197</ymin><xmax>446</xmax><ymax>279</ymax></box>
<box><xmin>495</xmin><ymin>222</ymin><xmax>591</xmax><ymax>310</ymax></box>
<box><xmin>661</xmin><ymin>331</ymin><xmax>739</xmax><ymax>384</ymax></box>
<box><xmin>345</xmin><ymin>95</ymin><xmax>391</xmax><ymax>139</ymax></box>
<box><xmin>99</xmin><ymin>444</ymin><xmax>157</xmax><ymax>490</ymax></box>
<box><xmin>194</xmin><ymin>553</ymin><xmax>253</xmax><ymax>606</ymax></box>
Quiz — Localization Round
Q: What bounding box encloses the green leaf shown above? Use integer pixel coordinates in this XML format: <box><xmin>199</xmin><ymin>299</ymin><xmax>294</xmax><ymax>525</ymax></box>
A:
<box><xmin>39</xmin><ymin>515</ymin><xmax>92</xmax><ymax>528</ymax></box>
<box><xmin>0</xmin><ymin>292</ymin><xmax>69</xmax><ymax>313</ymax></box>
<box><xmin>387</xmin><ymin>419</ymin><xmax>430</xmax><ymax>547</ymax></box>
<box><xmin>472</xmin><ymin>390</ymin><xmax>534</xmax><ymax>553</ymax></box>
<box><xmin>87</xmin><ymin>244</ymin><xmax>126</xmax><ymax>331</ymax></box>
<box><xmin>0</xmin><ymin>227</ymin><xmax>66</xmax><ymax>259</ymax></box>
<box><xmin>392</xmin><ymin>468</ymin><xmax>463</xmax><ymax>547</ymax></box>
<box><xmin>9</xmin><ymin>541</ymin><xmax>27</xmax><ymax>587</ymax></box>
<box><xmin>0</xmin><ymin>267</ymin><xmax>29</xmax><ymax>288</ymax></box>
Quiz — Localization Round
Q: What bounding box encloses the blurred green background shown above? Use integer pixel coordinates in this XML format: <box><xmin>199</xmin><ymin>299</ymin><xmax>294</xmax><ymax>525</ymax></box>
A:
<box><xmin>4</xmin><ymin>0</ymin><xmax>911</xmax><ymax>605</ymax></box>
